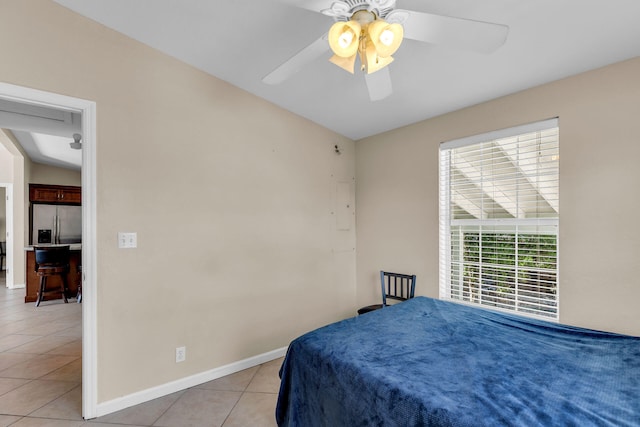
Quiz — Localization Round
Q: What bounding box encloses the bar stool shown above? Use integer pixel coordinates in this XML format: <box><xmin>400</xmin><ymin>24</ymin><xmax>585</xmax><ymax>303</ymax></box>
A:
<box><xmin>34</xmin><ymin>245</ymin><xmax>70</xmax><ymax>307</ymax></box>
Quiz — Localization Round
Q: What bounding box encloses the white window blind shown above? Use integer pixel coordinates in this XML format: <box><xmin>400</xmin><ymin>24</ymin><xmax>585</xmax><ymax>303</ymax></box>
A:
<box><xmin>439</xmin><ymin>119</ymin><xmax>559</xmax><ymax>320</ymax></box>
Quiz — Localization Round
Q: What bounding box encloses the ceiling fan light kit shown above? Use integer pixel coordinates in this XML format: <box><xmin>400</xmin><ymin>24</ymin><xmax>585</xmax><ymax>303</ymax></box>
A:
<box><xmin>263</xmin><ymin>0</ymin><xmax>508</xmax><ymax>101</ymax></box>
<box><xmin>327</xmin><ymin>9</ymin><xmax>403</xmax><ymax>74</ymax></box>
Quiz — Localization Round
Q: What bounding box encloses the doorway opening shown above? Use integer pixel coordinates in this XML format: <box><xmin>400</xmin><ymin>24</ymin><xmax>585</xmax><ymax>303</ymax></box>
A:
<box><xmin>0</xmin><ymin>82</ymin><xmax>97</xmax><ymax>419</ymax></box>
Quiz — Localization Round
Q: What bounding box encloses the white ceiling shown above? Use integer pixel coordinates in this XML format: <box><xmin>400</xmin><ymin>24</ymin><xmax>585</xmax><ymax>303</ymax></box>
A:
<box><xmin>0</xmin><ymin>99</ymin><xmax>82</xmax><ymax>170</ymax></box>
<box><xmin>13</xmin><ymin>130</ymin><xmax>82</xmax><ymax>170</ymax></box>
<box><xmin>15</xmin><ymin>0</ymin><xmax>624</xmax><ymax>143</ymax></box>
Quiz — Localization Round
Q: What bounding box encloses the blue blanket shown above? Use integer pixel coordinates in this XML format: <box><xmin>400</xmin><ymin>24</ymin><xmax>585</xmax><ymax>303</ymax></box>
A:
<box><xmin>276</xmin><ymin>297</ymin><xmax>640</xmax><ymax>426</ymax></box>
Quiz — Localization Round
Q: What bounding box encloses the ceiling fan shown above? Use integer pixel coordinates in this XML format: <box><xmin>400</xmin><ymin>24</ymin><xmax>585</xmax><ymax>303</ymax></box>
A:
<box><xmin>262</xmin><ymin>0</ymin><xmax>509</xmax><ymax>101</ymax></box>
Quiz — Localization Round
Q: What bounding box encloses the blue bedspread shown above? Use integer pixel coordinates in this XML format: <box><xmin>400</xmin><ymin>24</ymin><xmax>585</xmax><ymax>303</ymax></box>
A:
<box><xmin>276</xmin><ymin>297</ymin><xmax>640</xmax><ymax>426</ymax></box>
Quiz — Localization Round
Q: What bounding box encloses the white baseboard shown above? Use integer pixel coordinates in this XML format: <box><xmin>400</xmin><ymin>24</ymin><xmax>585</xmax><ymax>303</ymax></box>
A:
<box><xmin>94</xmin><ymin>346</ymin><xmax>288</xmax><ymax>419</ymax></box>
<box><xmin>8</xmin><ymin>282</ymin><xmax>25</xmax><ymax>289</ymax></box>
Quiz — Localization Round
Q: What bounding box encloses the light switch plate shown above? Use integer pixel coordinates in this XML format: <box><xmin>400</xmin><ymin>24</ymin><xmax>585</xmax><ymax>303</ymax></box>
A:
<box><xmin>118</xmin><ymin>232</ymin><xmax>137</xmax><ymax>248</ymax></box>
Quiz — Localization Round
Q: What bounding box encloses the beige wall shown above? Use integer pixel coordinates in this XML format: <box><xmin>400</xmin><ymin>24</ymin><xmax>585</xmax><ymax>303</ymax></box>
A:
<box><xmin>0</xmin><ymin>0</ymin><xmax>355</xmax><ymax>403</ymax></box>
<box><xmin>30</xmin><ymin>163</ymin><xmax>81</xmax><ymax>187</ymax></box>
<box><xmin>356</xmin><ymin>57</ymin><xmax>640</xmax><ymax>336</ymax></box>
<box><xmin>0</xmin><ymin>143</ymin><xmax>11</xmax><ymax>182</ymax></box>
<box><xmin>0</xmin><ymin>143</ymin><xmax>9</xmax><ymax>257</ymax></box>
<box><xmin>0</xmin><ymin>129</ymin><xmax>28</xmax><ymax>286</ymax></box>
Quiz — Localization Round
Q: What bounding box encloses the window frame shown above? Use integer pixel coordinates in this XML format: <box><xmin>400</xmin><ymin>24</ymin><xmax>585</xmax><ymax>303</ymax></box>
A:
<box><xmin>439</xmin><ymin>118</ymin><xmax>559</xmax><ymax>321</ymax></box>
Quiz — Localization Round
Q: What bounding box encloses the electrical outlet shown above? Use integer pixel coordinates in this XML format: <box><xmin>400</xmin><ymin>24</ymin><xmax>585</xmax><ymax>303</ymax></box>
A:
<box><xmin>175</xmin><ymin>346</ymin><xmax>186</xmax><ymax>363</ymax></box>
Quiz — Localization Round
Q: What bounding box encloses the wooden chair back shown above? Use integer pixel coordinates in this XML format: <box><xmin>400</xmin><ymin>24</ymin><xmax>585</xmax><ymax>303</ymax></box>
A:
<box><xmin>380</xmin><ymin>271</ymin><xmax>416</xmax><ymax>306</ymax></box>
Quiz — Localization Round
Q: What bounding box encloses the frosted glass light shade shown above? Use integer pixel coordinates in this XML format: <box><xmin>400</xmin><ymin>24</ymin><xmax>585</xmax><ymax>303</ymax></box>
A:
<box><xmin>364</xmin><ymin>41</ymin><xmax>394</xmax><ymax>74</ymax></box>
<box><xmin>368</xmin><ymin>20</ymin><xmax>403</xmax><ymax>58</ymax></box>
<box><xmin>329</xmin><ymin>53</ymin><xmax>358</xmax><ymax>74</ymax></box>
<box><xmin>328</xmin><ymin>20</ymin><xmax>361</xmax><ymax>57</ymax></box>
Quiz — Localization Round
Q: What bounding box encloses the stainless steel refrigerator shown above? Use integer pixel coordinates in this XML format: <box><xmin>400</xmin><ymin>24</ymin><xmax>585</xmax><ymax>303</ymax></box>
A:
<box><xmin>31</xmin><ymin>204</ymin><xmax>82</xmax><ymax>245</ymax></box>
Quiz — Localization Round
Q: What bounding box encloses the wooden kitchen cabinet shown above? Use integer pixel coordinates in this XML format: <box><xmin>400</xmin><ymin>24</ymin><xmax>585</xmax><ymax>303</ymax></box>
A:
<box><xmin>29</xmin><ymin>184</ymin><xmax>81</xmax><ymax>204</ymax></box>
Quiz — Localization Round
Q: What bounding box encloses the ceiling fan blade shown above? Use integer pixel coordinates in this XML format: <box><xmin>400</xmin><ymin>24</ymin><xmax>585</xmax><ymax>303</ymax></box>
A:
<box><xmin>391</xmin><ymin>9</ymin><xmax>509</xmax><ymax>54</ymax></box>
<box><xmin>276</xmin><ymin>0</ymin><xmax>332</xmax><ymax>14</ymax></box>
<box><xmin>262</xmin><ymin>35</ymin><xmax>329</xmax><ymax>85</ymax></box>
<box><xmin>364</xmin><ymin>67</ymin><xmax>392</xmax><ymax>101</ymax></box>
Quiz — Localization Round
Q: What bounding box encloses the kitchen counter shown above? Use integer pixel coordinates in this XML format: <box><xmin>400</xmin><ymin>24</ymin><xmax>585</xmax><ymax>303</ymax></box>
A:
<box><xmin>24</xmin><ymin>243</ymin><xmax>82</xmax><ymax>251</ymax></box>
<box><xmin>24</xmin><ymin>245</ymin><xmax>81</xmax><ymax>304</ymax></box>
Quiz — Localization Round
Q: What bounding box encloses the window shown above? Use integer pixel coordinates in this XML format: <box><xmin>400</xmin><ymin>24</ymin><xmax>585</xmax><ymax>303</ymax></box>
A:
<box><xmin>439</xmin><ymin>119</ymin><xmax>559</xmax><ymax>319</ymax></box>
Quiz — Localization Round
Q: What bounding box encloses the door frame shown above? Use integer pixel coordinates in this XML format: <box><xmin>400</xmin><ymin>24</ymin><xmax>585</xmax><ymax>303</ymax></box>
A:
<box><xmin>0</xmin><ymin>184</ymin><xmax>13</xmax><ymax>288</ymax></box>
<box><xmin>0</xmin><ymin>82</ymin><xmax>97</xmax><ymax>419</ymax></box>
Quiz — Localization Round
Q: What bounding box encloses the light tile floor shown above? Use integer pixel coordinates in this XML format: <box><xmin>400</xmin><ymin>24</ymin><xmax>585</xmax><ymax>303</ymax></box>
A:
<box><xmin>0</xmin><ymin>271</ymin><xmax>281</xmax><ymax>426</ymax></box>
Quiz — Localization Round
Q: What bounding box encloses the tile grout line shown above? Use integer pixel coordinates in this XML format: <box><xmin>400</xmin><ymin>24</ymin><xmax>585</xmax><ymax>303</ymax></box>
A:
<box><xmin>146</xmin><ymin>391</ymin><xmax>187</xmax><ymax>427</ymax></box>
<box><xmin>219</xmin><ymin>363</ymin><xmax>265</xmax><ymax>427</ymax></box>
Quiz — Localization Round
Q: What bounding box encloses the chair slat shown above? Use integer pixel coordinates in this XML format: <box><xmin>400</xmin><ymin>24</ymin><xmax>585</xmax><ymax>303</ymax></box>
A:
<box><xmin>358</xmin><ymin>271</ymin><xmax>416</xmax><ymax>315</ymax></box>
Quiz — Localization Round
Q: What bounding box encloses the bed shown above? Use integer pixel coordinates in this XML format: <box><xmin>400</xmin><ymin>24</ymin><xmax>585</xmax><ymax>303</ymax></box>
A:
<box><xmin>275</xmin><ymin>296</ymin><xmax>640</xmax><ymax>426</ymax></box>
